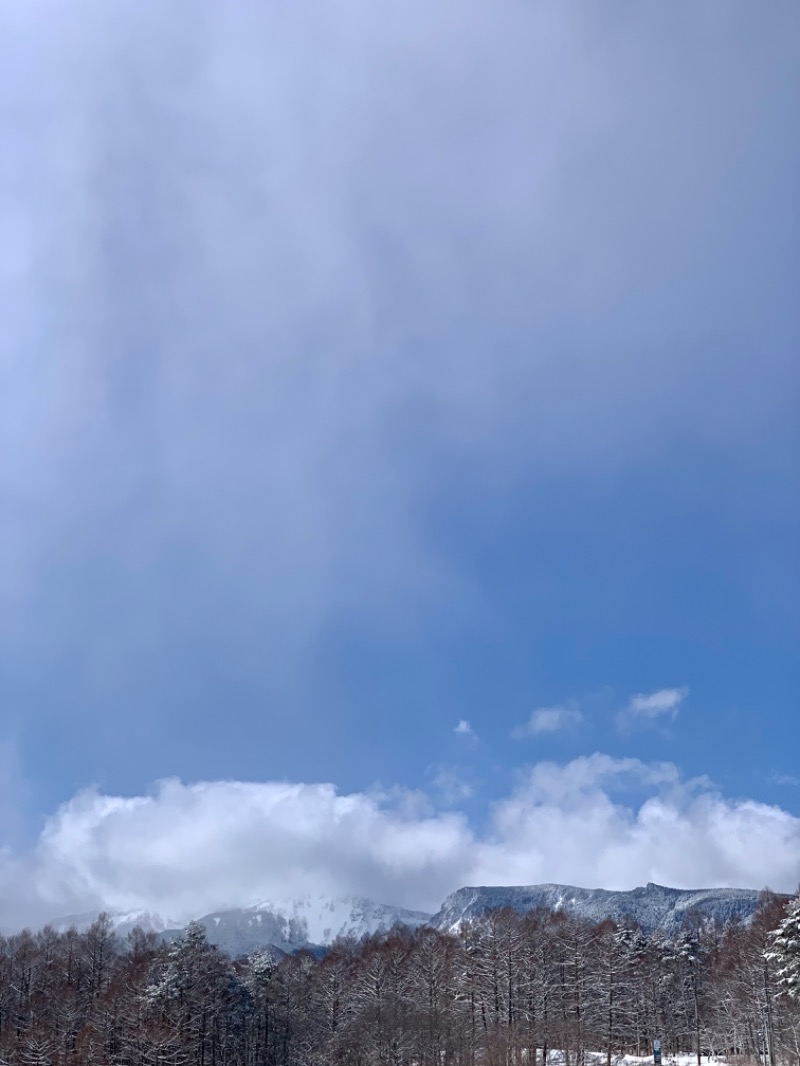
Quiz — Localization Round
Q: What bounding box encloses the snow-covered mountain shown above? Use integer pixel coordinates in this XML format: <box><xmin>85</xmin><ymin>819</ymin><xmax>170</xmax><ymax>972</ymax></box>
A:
<box><xmin>44</xmin><ymin>882</ymin><xmax>775</xmax><ymax>957</ymax></box>
<box><xmin>50</xmin><ymin>896</ymin><xmax>432</xmax><ymax>955</ymax></box>
<box><xmin>163</xmin><ymin>895</ymin><xmax>432</xmax><ymax>957</ymax></box>
<box><xmin>51</xmin><ymin>909</ymin><xmax>179</xmax><ymax>937</ymax></box>
<box><xmin>430</xmin><ymin>882</ymin><xmax>771</xmax><ymax>935</ymax></box>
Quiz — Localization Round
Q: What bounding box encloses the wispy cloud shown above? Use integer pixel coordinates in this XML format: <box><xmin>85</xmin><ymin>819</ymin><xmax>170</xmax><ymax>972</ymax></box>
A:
<box><xmin>430</xmin><ymin>767</ymin><xmax>474</xmax><ymax>806</ymax></box>
<box><xmin>630</xmin><ymin>688</ymin><xmax>688</xmax><ymax>718</ymax></box>
<box><xmin>770</xmin><ymin>773</ymin><xmax>800</xmax><ymax>787</ymax></box>
<box><xmin>511</xmin><ymin>705</ymin><xmax>583</xmax><ymax>739</ymax></box>
<box><xmin>454</xmin><ymin>720</ymin><xmax>475</xmax><ymax>738</ymax></box>
<box><xmin>618</xmin><ymin>687</ymin><xmax>688</xmax><ymax>730</ymax></box>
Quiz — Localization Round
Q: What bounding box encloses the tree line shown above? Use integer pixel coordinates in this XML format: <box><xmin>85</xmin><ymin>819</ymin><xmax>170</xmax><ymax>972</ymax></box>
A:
<box><xmin>0</xmin><ymin>889</ymin><xmax>798</xmax><ymax>1066</ymax></box>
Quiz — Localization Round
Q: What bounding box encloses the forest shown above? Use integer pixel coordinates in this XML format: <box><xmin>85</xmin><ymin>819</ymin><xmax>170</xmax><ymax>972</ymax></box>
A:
<box><xmin>0</xmin><ymin>890</ymin><xmax>798</xmax><ymax>1066</ymax></box>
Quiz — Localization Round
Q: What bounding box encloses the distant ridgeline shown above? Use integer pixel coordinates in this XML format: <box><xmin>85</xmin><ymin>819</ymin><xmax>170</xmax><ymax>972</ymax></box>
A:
<box><xmin>49</xmin><ymin>882</ymin><xmax>782</xmax><ymax>958</ymax></box>
<box><xmin>429</xmin><ymin>882</ymin><xmax>778</xmax><ymax>938</ymax></box>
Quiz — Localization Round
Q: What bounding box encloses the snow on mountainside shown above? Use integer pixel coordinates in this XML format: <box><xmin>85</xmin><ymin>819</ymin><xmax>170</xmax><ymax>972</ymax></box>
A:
<box><xmin>164</xmin><ymin>895</ymin><xmax>432</xmax><ymax>957</ymax></box>
<box><xmin>51</xmin><ymin>896</ymin><xmax>432</xmax><ymax>955</ymax></box>
<box><xmin>430</xmin><ymin>882</ymin><xmax>773</xmax><ymax>935</ymax></box>
<box><xmin>46</xmin><ymin>882</ymin><xmax>776</xmax><ymax>956</ymax></box>
<box><xmin>51</xmin><ymin>910</ymin><xmax>179</xmax><ymax>937</ymax></box>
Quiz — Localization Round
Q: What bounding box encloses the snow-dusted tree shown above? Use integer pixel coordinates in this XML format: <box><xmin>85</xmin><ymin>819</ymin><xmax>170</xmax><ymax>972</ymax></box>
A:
<box><xmin>456</xmin><ymin>918</ymin><xmax>484</xmax><ymax>1066</ymax></box>
<box><xmin>669</xmin><ymin>927</ymin><xmax>707</xmax><ymax>1065</ymax></box>
<box><xmin>766</xmin><ymin>892</ymin><xmax>800</xmax><ymax>1001</ymax></box>
<box><xmin>515</xmin><ymin>910</ymin><xmax>562</xmax><ymax>1066</ymax></box>
<box><xmin>407</xmin><ymin>925</ymin><xmax>460</xmax><ymax>1066</ymax></box>
<box><xmin>468</xmin><ymin>907</ymin><xmax>524</xmax><ymax>1052</ymax></box>
<box><xmin>243</xmin><ymin>946</ymin><xmax>280</xmax><ymax>1064</ymax></box>
<box><xmin>546</xmin><ymin>913</ymin><xmax>597</xmax><ymax>1066</ymax></box>
<box><xmin>589</xmin><ymin>920</ymin><xmax>649</xmax><ymax>1065</ymax></box>
<box><xmin>20</xmin><ymin>1036</ymin><xmax>53</xmax><ymax>1066</ymax></box>
<box><xmin>81</xmin><ymin>912</ymin><xmax>116</xmax><ymax>1001</ymax></box>
<box><xmin>145</xmin><ymin>919</ymin><xmax>251</xmax><ymax>1064</ymax></box>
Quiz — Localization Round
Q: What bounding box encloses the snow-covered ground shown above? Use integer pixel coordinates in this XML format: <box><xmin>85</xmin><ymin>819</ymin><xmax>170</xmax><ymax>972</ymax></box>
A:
<box><xmin>525</xmin><ymin>1055</ymin><xmax>732</xmax><ymax>1066</ymax></box>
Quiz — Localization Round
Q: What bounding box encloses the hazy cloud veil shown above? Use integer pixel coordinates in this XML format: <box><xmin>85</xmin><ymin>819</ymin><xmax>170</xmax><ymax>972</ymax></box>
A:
<box><xmin>3</xmin><ymin>2</ymin><xmax>794</xmax><ymax>651</ymax></box>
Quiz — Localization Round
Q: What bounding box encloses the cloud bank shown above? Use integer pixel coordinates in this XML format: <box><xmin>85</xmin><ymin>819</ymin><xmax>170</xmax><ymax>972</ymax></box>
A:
<box><xmin>2</xmin><ymin>754</ymin><xmax>798</xmax><ymax>931</ymax></box>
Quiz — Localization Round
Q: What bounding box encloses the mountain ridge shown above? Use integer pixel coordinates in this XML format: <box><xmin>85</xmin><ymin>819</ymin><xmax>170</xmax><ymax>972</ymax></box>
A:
<box><xmin>161</xmin><ymin>895</ymin><xmax>432</xmax><ymax>957</ymax></box>
<box><xmin>428</xmin><ymin>881</ymin><xmax>775</xmax><ymax>936</ymax></box>
<box><xmin>44</xmin><ymin>881</ymin><xmax>782</xmax><ymax>957</ymax></box>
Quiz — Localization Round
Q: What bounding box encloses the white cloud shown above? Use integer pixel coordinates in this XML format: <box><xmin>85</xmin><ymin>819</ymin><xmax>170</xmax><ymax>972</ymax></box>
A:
<box><xmin>618</xmin><ymin>687</ymin><xmax>688</xmax><ymax>729</ymax></box>
<box><xmin>512</xmin><ymin>705</ymin><xmax>583</xmax><ymax>739</ymax></box>
<box><xmin>629</xmin><ymin>687</ymin><xmax>688</xmax><ymax>717</ymax></box>
<box><xmin>475</xmin><ymin>755</ymin><xmax>800</xmax><ymax>893</ymax></box>
<box><xmin>454</xmin><ymin>720</ymin><xmax>475</xmax><ymax>737</ymax></box>
<box><xmin>0</xmin><ymin>780</ymin><xmax>474</xmax><ymax>927</ymax></box>
<box><xmin>2</xmin><ymin>755</ymin><xmax>798</xmax><ymax>931</ymax></box>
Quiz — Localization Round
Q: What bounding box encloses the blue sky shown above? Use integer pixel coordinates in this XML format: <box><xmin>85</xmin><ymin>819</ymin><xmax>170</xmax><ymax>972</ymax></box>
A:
<box><xmin>1</xmin><ymin>1</ymin><xmax>798</xmax><ymax>927</ymax></box>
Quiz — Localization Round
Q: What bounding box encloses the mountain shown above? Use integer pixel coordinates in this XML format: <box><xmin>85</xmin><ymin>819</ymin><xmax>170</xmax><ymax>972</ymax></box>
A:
<box><xmin>50</xmin><ymin>896</ymin><xmax>432</xmax><ymax>956</ymax></box>
<box><xmin>163</xmin><ymin>895</ymin><xmax>432</xmax><ymax>957</ymax></box>
<box><xmin>51</xmin><ymin>910</ymin><xmax>179</xmax><ymax>937</ymax></box>
<box><xmin>45</xmin><ymin>882</ymin><xmax>776</xmax><ymax>957</ymax></box>
<box><xmin>430</xmin><ymin>881</ymin><xmax>772</xmax><ymax>935</ymax></box>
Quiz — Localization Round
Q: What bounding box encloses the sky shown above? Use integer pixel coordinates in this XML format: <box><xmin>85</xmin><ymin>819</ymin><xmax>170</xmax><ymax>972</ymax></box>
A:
<box><xmin>1</xmin><ymin>1</ymin><xmax>799</xmax><ymax>929</ymax></box>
